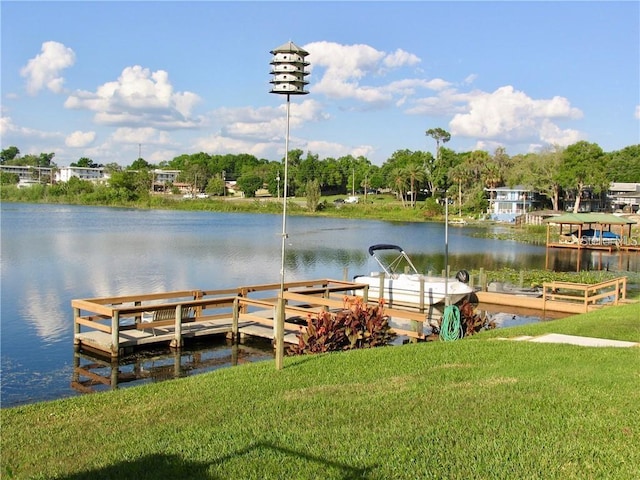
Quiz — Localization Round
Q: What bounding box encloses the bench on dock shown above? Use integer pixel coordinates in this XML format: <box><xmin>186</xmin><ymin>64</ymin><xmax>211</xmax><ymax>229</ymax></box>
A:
<box><xmin>139</xmin><ymin>306</ymin><xmax>195</xmax><ymax>334</ymax></box>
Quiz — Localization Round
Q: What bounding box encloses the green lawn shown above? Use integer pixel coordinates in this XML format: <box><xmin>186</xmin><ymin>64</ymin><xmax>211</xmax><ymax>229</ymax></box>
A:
<box><xmin>2</xmin><ymin>303</ymin><xmax>639</xmax><ymax>479</ymax></box>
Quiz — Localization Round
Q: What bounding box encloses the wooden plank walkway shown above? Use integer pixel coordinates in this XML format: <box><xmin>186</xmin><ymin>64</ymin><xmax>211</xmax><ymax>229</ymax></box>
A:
<box><xmin>75</xmin><ymin>312</ymin><xmax>304</xmax><ymax>356</ymax></box>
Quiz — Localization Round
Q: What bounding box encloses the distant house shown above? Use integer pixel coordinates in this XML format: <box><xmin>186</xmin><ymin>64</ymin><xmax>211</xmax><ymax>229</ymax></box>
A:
<box><xmin>485</xmin><ymin>185</ymin><xmax>539</xmax><ymax>222</ymax></box>
<box><xmin>151</xmin><ymin>169</ymin><xmax>181</xmax><ymax>192</ymax></box>
<box><xmin>55</xmin><ymin>166</ymin><xmax>108</xmax><ymax>183</ymax></box>
<box><xmin>609</xmin><ymin>182</ymin><xmax>640</xmax><ymax>213</ymax></box>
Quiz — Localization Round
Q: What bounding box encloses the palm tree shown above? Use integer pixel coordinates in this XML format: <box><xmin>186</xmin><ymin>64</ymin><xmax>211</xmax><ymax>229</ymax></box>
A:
<box><xmin>450</xmin><ymin>163</ymin><xmax>471</xmax><ymax>217</ymax></box>
<box><xmin>405</xmin><ymin>163</ymin><xmax>426</xmax><ymax>208</ymax></box>
<box><xmin>390</xmin><ymin>168</ymin><xmax>408</xmax><ymax>207</ymax></box>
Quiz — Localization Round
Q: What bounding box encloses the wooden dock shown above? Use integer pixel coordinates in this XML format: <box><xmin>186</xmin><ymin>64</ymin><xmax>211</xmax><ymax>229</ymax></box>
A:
<box><xmin>476</xmin><ymin>276</ymin><xmax>630</xmax><ymax>313</ymax></box>
<box><xmin>73</xmin><ymin>279</ymin><xmax>372</xmax><ymax>358</ymax></box>
<box><xmin>73</xmin><ymin>276</ymin><xmax>632</xmax><ymax>358</ymax></box>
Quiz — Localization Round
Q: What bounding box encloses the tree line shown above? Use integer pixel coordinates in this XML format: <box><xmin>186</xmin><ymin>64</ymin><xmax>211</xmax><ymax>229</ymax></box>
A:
<box><xmin>2</xmin><ymin>133</ymin><xmax>639</xmax><ymax>214</ymax></box>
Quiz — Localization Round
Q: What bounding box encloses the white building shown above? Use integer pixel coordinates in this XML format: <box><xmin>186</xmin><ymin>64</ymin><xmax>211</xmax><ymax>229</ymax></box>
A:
<box><xmin>0</xmin><ymin>165</ymin><xmax>52</xmax><ymax>182</ymax></box>
<box><xmin>609</xmin><ymin>182</ymin><xmax>640</xmax><ymax>212</ymax></box>
<box><xmin>485</xmin><ymin>185</ymin><xmax>537</xmax><ymax>222</ymax></box>
<box><xmin>55</xmin><ymin>166</ymin><xmax>108</xmax><ymax>183</ymax></box>
<box><xmin>152</xmin><ymin>169</ymin><xmax>181</xmax><ymax>192</ymax></box>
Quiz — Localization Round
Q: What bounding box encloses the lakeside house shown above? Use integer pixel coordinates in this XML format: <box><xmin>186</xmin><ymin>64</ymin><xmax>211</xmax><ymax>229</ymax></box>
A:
<box><xmin>485</xmin><ymin>185</ymin><xmax>538</xmax><ymax>223</ymax></box>
<box><xmin>609</xmin><ymin>182</ymin><xmax>640</xmax><ymax>213</ymax></box>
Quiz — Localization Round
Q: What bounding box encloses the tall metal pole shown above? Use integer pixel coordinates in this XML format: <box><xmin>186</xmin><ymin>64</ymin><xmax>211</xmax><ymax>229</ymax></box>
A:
<box><xmin>444</xmin><ymin>197</ymin><xmax>449</xmax><ymax>306</ymax></box>
<box><xmin>276</xmin><ymin>94</ymin><xmax>291</xmax><ymax>370</ymax></box>
<box><xmin>269</xmin><ymin>40</ymin><xmax>309</xmax><ymax>370</ymax></box>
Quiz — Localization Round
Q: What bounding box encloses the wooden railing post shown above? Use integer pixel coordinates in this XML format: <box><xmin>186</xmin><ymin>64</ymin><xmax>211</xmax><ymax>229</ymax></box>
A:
<box><xmin>378</xmin><ymin>274</ymin><xmax>385</xmax><ymax>304</ymax></box>
<box><xmin>171</xmin><ymin>304</ymin><xmax>183</xmax><ymax>349</ymax></box>
<box><xmin>111</xmin><ymin>310</ymin><xmax>120</xmax><ymax>358</ymax></box>
<box><xmin>73</xmin><ymin>307</ymin><xmax>81</xmax><ymax>336</ymax></box>
<box><xmin>231</xmin><ymin>297</ymin><xmax>240</xmax><ymax>343</ymax></box>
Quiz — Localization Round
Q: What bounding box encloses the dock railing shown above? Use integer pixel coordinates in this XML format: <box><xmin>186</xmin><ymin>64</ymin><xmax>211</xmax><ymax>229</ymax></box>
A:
<box><xmin>73</xmin><ymin>279</ymin><xmax>368</xmax><ymax>357</ymax></box>
<box><xmin>542</xmin><ymin>277</ymin><xmax>627</xmax><ymax>313</ymax></box>
<box><xmin>248</xmin><ymin>290</ymin><xmax>431</xmax><ymax>341</ymax></box>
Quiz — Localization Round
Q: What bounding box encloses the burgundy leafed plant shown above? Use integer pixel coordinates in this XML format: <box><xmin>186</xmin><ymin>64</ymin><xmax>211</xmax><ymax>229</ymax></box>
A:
<box><xmin>288</xmin><ymin>296</ymin><xmax>395</xmax><ymax>355</ymax></box>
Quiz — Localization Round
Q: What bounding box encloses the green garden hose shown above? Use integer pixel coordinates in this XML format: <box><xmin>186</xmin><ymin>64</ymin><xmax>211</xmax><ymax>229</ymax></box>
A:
<box><xmin>439</xmin><ymin>305</ymin><xmax>462</xmax><ymax>341</ymax></box>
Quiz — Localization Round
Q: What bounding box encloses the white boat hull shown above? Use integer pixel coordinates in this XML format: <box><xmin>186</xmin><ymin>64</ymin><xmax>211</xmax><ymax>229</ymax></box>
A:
<box><xmin>355</xmin><ymin>273</ymin><xmax>473</xmax><ymax>306</ymax></box>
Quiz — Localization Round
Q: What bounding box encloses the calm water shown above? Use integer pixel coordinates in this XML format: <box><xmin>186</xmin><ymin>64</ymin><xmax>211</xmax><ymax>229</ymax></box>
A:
<box><xmin>2</xmin><ymin>202</ymin><xmax>637</xmax><ymax>407</ymax></box>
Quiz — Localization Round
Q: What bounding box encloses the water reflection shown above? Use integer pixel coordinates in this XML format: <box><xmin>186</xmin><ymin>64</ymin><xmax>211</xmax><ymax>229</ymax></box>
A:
<box><xmin>72</xmin><ymin>338</ymin><xmax>274</xmax><ymax>394</ymax></box>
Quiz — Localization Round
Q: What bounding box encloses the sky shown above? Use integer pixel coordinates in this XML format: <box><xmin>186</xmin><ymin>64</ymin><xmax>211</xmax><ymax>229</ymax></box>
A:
<box><xmin>1</xmin><ymin>1</ymin><xmax>639</xmax><ymax>168</ymax></box>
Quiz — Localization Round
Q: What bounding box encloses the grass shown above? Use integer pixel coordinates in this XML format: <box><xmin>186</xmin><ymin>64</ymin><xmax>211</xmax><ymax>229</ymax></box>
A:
<box><xmin>2</xmin><ymin>303</ymin><xmax>639</xmax><ymax>479</ymax></box>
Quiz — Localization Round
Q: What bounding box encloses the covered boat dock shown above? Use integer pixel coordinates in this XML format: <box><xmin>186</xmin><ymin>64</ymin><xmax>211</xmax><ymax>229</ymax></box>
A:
<box><xmin>544</xmin><ymin>213</ymin><xmax>639</xmax><ymax>252</ymax></box>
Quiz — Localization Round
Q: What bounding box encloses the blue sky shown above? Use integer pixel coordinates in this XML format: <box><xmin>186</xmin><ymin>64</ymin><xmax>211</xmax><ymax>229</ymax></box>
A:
<box><xmin>1</xmin><ymin>1</ymin><xmax>639</xmax><ymax>167</ymax></box>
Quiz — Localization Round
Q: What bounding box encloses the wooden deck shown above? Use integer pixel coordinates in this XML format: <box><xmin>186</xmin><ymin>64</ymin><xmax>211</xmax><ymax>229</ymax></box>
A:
<box><xmin>477</xmin><ymin>276</ymin><xmax>630</xmax><ymax>313</ymax></box>
<box><xmin>73</xmin><ymin>279</ymin><xmax>368</xmax><ymax>358</ymax></box>
<box><xmin>74</xmin><ymin>314</ymin><xmax>304</xmax><ymax>357</ymax></box>
<box><xmin>73</xmin><ymin>276</ymin><xmax>633</xmax><ymax>358</ymax></box>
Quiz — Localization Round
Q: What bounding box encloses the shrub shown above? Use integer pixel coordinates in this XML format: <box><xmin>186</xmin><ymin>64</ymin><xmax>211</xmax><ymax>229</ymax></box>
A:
<box><xmin>289</xmin><ymin>297</ymin><xmax>395</xmax><ymax>355</ymax></box>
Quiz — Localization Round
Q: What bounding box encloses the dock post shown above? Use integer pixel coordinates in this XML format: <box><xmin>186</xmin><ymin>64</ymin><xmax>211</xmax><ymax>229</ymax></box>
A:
<box><xmin>73</xmin><ymin>307</ymin><xmax>81</xmax><ymax>338</ymax></box>
<box><xmin>111</xmin><ymin>311</ymin><xmax>120</xmax><ymax>358</ymax></box>
<box><xmin>362</xmin><ymin>285</ymin><xmax>369</xmax><ymax>303</ymax></box>
<box><xmin>419</xmin><ymin>276</ymin><xmax>425</xmax><ymax>312</ymax></box>
<box><xmin>110</xmin><ymin>362</ymin><xmax>119</xmax><ymax>390</ymax></box>
<box><xmin>231</xmin><ymin>297</ymin><xmax>239</xmax><ymax>343</ymax></box>
<box><xmin>378</xmin><ymin>274</ymin><xmax>385</xmax><ymax>304</ymax></box>
<box><xmin>171</xmin><ymin>304</ymin><xmax>183</xmax><ymax>349</ymax></box>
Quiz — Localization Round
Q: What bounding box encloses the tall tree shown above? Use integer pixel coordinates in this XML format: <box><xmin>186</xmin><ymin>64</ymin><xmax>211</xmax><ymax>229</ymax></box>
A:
<box><xmin>390</xmin><ymin>167</ymin><xmax>408</xmax><ymax>207</ymax></box>
<box><xmin>558</xmin><ymin>141</ymin><xmax>606</xmax><ymax>213</ymax></box>
<box><xmin>305</xmin><ymin>179</ymin><xmax>321</xmax><ymax>212</ymax></box>
<box><xmin>510</xmin><ymin>147</ymin><xmax>564</xmax><ymax>211</ymax></box>
<box><xmin>425</xmin><ymin>128</ymin><xmax>451</xmax><ymax>163</ymax></box>
<box><xmin>71</xmin><ymin>157</ymin><xmax>100</xmax><ymax>168</ymax></box>
<box><xmin>405</xmin><ymin>163</ymin><xmax>426</xmax><ymax>208</ymax></box>
<box><xmin>1</xmin><ymin>146</ymin><xmax>20</xmax><ymax>164</ymax></box>
<box><xmin>606</xmin><ymin>144</ymin><xmax>640</xmax><ymax>182</ymax></box>
<box><xmin>450</xmin><ymin>163</ymin><xmax>472</xmax><ymax>216</ymax></box>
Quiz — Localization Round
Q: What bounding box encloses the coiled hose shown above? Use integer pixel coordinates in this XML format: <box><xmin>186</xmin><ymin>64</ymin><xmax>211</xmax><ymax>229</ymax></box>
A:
<box><xmin>439</xmin><ymin>305</ymin><xmax>462</xmax><ymax>341</ymax></box>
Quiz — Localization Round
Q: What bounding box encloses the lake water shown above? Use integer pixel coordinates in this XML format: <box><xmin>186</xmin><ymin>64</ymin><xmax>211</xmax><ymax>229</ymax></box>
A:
<box><xmin>2</xmin><ymin>202</ymin><xmax>638</xmax><ymax>407</ymax></box>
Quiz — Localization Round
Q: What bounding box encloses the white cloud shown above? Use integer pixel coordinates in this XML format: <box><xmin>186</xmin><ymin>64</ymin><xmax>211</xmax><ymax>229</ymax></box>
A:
<box><xmin>193</xmin><ymin>99</ymin><xmax>360</xmax><ymax>161</ymax></box>
<box><xmin>405</xmin><ymin>88</ymin><xmax>471</xmax><ymax>116</ymax></box>
<box><xmin>304</xmin><ymin>41</ymin><xmax>423</xmax><ymax>105</ymax></box>
<box><xmin>20</xmin><ymin>41</ymin><xmax>76</xmax><ymax>95</ymax></box>
<box><xmin>463</xmin><ymin>74</ymin><xmax>478</xmax><ymax>85</ymax></box>
<box><xmin>382</xmin><ymin>49</ymin><xmax>421</xmax><ymax>68</ymax></box>
<box><xmin>305</xmin><ymin>139</ymin><xmax>375</xmax><ymax>160</ymax></box>
<box><xmin>449</xmin><ymin>85</ymin><xmax>584</xmax><ymax>146</ymax></box>
<box><xmin>209</xmin><ymin>99</ymin><xmax>328</xmax><ymax>142</ymax></box>
<box><xmin>111</xmin><ymin>127</ymin><xmax>172</xmax><ymax>145</ymax></box>
<box><xmin>635</xmin><ymin>105</ymin><xmax>640</xmax><ymax>119</ymax></box>
<box><xmin>64</xmin><ymin>65</ymin><xmax>202</xmax><ymax>128</ymax></box>
<box><xmin>0</xmin><ymin>115</ymin><xmax>62</xmax><ymax>139</ymax></box>
<box><xmin>65</xmin><ymin>130</ymin><xmax>96</xmax><ymax>148</ymax></box>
